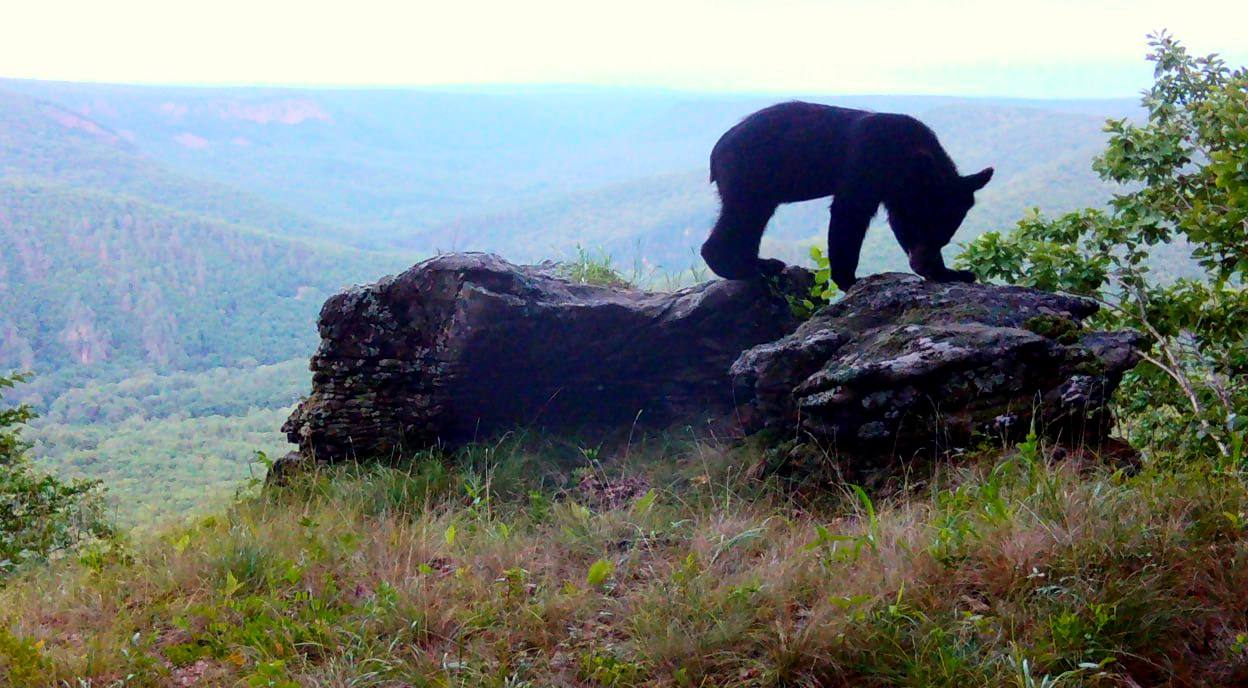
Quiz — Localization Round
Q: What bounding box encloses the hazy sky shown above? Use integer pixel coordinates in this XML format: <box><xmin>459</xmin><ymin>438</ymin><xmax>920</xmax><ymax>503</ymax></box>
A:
<box><xmin>3</xmin><ymin>0</ymin><xmax>1245</xmax><ymax>97</ymax></box>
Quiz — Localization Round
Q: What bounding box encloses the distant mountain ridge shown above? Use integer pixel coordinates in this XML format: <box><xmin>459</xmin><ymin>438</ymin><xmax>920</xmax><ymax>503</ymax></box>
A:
<box><xmin>0</xmin><ymin>88</ymin><xmax>344</xmax><ymax>243</ymax></box>
<box><xmin>0</xmin><ymin>79</ymin><xmax>1136</xmax><ymax>250</ymax></box>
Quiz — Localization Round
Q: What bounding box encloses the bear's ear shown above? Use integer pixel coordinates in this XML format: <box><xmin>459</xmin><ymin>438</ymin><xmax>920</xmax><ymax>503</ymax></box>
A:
<box><xmin>963</xmin><ymin>167</ymin><xmax>994</xmax><ymax>191</ymax></box>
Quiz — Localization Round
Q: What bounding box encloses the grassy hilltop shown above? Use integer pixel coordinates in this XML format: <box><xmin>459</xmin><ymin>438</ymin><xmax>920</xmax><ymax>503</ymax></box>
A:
<box><xmin>4</xmin><ymin>437</ymin><xmax>1248</xmax><ymax>686</ymax></box>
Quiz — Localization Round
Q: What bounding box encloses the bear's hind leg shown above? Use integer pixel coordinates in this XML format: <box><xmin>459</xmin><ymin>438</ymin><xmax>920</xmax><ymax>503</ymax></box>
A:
<box><xmin>701</xmin><ymin>198</ymin><xmax>779</xmax><ymax>280</ymax></box>
<box><xmin>826</xmin><ymin>197</ymin><xmax>878</xmax><ymax>291</ymax></box>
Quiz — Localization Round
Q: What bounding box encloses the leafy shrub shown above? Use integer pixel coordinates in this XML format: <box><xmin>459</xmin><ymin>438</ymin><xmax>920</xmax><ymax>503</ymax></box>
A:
<box><xmin>1</xmin><ymin>373</ymin><xmax>112</xmax><ymax>579</ymax></box>
<box><xmin>0</xmin><ymin>627</ymin><xmax>49</xmax><ymax>686</ymax></box>
<box><xmin>959</xmin><ymin>32</ymin><xmax>1248</xmax><ymax>461</ymax></box>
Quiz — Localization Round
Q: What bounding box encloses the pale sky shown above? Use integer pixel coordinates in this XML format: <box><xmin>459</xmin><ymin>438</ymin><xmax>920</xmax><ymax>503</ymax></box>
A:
<box><xmin>2</xmin><ymin>0</ymin><xmax>1245</xmax><ymax>97</ymax></box>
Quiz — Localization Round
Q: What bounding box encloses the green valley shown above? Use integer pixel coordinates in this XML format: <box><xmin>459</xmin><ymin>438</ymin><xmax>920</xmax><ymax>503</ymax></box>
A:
<box><xmin>0</xmin><ymin>80</ymin><xmax>1145</xmax><ymax>522</ymax></box>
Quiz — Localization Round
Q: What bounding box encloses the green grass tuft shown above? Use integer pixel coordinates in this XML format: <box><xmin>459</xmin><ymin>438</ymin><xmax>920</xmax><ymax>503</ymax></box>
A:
<box><xmin>560</xmin><ymin>246</ymin><xmax>634</xmax><ymax>288</ymax></box>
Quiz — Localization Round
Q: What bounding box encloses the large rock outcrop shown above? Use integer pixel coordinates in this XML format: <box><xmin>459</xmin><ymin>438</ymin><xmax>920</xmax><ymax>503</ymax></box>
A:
<box><xmin>282</xmin><ymin>253</ymin><xmax>809</xmax><ymax>463</ymax></box>
<box><xmin>731</xmin><ymin>273</ymin><xmax>1146</xmax><ymax>457</ymax></box>
<box><xmin>281</xmin><ymin>254</ymin><xmax>1146</xmax><ymax>473</ymax></box>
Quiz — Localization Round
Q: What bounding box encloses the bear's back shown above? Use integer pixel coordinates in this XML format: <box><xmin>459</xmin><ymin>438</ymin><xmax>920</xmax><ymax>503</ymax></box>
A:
<box><xmin>710</xmin><ymin>102</ymin><xmax>870</xmax><ymax>190</ymax></box>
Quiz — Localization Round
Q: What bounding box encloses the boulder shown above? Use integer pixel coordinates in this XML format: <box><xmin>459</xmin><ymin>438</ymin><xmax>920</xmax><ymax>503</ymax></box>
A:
<box><xmin>282</xmin><ymin>253</ymin><xmax>810</xmax><ymax>463</ymax></box>
<box><xmin>281</xmin><ymin>254</ymin><xmax>1146</xmax><ymax>474</ymax></box>
<box><xmin>731</xmin><ymin>273</ymin><xmax>1146</xmax><ymax>457</ymax></box>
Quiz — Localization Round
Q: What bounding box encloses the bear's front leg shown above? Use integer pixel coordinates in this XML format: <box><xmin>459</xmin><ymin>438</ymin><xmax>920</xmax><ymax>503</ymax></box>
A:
<box><xmin>946</xmin><ymin>268</ymin><xmax>977</xmax><ymax>283</ymax></box>
<box><xmin>908</xmin><ymin>244</ymin><xmax>977</xmax><ymax>284</ymax></box>
<box><xmin>757</xmin><ymin>257</ymin><xmax>787</xmax><ymax>277</ymax></box>
<box><xmin>827</xmin><ymin>198</ymin><xmax>876</xmax><ymax>291</ymax></box>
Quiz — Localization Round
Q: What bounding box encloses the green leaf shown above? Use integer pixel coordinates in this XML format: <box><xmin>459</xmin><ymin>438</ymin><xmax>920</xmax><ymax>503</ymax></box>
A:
<box><xmin>829</xmin><ymin>593</ymin><xmax>872</xmax><ymax>609</ymax></box>
<box><xmin>586</xmin><ymin>558</ymin><xmax>615</xmax><ymax>588</ymax></box>
<box><xmin>222</xmin><ymin>570</ymin><xmax>242</xmax><ymax>598</ymax></box>
<box><xmin>630</xmin><ymin>489</ymin><xmax>657</xmax><ymax>515</ymax></box>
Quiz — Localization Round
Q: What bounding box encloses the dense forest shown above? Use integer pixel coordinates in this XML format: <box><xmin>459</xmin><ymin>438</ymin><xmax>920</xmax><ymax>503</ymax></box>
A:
<box><xmin>0</xmin><ymin>179</ymin><xmax>402</xmax><ymax>373</ymax></box>
<box><xmin>26</xmin><ymin>362</ymin><xmax>304</xmax><ymax>523</ymax></box>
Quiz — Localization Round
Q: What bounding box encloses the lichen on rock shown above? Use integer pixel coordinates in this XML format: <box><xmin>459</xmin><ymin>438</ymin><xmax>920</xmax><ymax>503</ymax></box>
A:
<box><xmin>730</xmin><ymin>273</ymin><xmax>1146</xmax><ymax>459</ymax></box>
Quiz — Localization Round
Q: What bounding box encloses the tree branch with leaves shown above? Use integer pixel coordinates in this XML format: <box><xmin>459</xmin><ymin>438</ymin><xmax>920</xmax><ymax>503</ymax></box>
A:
<box><xmin>959</xmin><ymin>32</ymin><xmax>1248</xmax><ymax>462</ymax></box>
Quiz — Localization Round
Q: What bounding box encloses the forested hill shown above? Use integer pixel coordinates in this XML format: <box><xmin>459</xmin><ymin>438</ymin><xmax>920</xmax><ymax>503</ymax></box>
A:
<box><xmin>0</xmin><ymin>179</ymin><xmax>404</xmax><ymax>377</ymax></box>
<box><xmin>0</xmin><ymin>88</ymin><xmax>344</xmax><ymax>243</ymax></box>
<box><xmin>0</xmin><ymin>91</ymin><xmax>409</xmax><ymax>521</ymax></box>
<box><xmin>0</xmin><ymin>86</ymin><xmax>409</xmax><ymax>380</ymax></box>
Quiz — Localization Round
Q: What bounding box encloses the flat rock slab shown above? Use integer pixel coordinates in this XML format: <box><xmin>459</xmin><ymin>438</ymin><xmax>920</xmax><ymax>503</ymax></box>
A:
<box><xmin>731</xmin><ymin>273</ymin><xmax>1146</xmax><ymax>456</ymax></box>
<box><xmin>283</xmin><ymin>253</ymin><xmax>808</xmax><ymax>463</ymax></box>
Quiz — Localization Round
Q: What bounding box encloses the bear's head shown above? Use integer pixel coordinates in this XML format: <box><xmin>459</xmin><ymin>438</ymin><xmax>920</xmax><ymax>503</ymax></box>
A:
<box><xmin>927</xmin><ymin>166</ymin><xmax>994</xmax><ymax>246</ymax></box>
<box><xmin>891</xmin><ymin>150</ymin><xmax>994</xmax><ymax>250</ymax></box>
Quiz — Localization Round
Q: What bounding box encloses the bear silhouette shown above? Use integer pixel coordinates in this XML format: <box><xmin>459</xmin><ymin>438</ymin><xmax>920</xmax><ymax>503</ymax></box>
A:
<box><xmin>701</xmin><ymin>101</ymin><xmax>993</xmax><ymax>290</ymax></box>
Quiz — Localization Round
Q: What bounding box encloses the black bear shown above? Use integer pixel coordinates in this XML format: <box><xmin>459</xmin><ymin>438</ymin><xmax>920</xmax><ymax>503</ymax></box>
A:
<box><xmin>701</xmin><ymin>101</ymin><xmax>993</xmax><ymax>290</ymax></box>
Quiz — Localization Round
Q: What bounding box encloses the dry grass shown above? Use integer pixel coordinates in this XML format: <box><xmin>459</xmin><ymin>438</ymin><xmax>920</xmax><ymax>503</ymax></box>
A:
<box><xmin>4</xmin><ymin>435</ymin><xmax>1248</xmax><ymax>686</ymax></box>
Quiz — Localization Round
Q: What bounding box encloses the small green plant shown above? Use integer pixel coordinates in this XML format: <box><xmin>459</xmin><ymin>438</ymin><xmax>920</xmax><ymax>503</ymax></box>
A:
<box><xmin>1009</xmin><ymin>654</ymin><xmax>1114</xmax><ymax>688</ymax></box>
<box><xmin>498</xmin><ymin>566</ymin><xmax>530</xmax><ymax>602</ymax></box>
<box><xmin>1048</xmin><ymin>602</ymin><xmax>1118</xmax><ymax>662</ymax></box>
<box><xmin>850</xmin><ymin>484</ymin><xmax>880</xmax><ymax>549</ymax></box>
<box><xmin>804</xmin><ymin>484</ymin><xmax>880</xmax><ymax>564</ymax></box>
<box><xmin>586</xmin><ymin>558</ymin><xmax>615</xmax><ymax>588</ymax></box>
<box><xmin>0</xmin><ymin>628</ymin><xmax>49</xmax><ymax>686</ymax></box>
<box><xmin>577</xmin><ymin>650</ymin><xmax>645</xmax><ymax>687</ymax></box>
<box><xmin>527</xmin><ymin>489</ymin><xmax>552</xmax><ymax>522</ymax></box>
<box><xmin>246</xmin><ymin>659</ymin><xmax>300</xmax><ymax>688</ymax></box>
<box><xmin>561</xmin><ymin>246</ymin><xmax>632</xmax><ymax>287</ymax></box>
<box><xmin>1231</xmin><ymin>632</ymin><xmax>1248</xmax><ymax>656</ymax></box>
<box><xmin>724</xmin><ymin>579</ymin><xmax>762</xmax><ymax>607</ymax></box>
<box><xmin>785</xmin><ymin>245</ymin><xmax>840</xmax><ymax>318</ymax></box>
<box><xmin>629</xmin><ymin>488</ymin><xmax>657</xmax><ymax>516</ymax></box>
